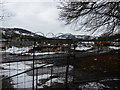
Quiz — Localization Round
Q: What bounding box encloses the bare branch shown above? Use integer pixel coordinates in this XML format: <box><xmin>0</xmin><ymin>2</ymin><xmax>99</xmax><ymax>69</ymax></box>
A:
<box><xmin>58</xmin><ymin>2</ymin><xmax>120</xmax><ymax>36</ymax></box>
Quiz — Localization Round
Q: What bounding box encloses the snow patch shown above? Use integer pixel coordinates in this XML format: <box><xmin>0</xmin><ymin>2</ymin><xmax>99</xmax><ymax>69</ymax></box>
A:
<box><xmin>4</xmin><ymin>46</ymin><xmax>32</xmax><ymax>54</ymax></box>
<box><xmin>72</xmin><ymin>46</ymin><xmax>93</xmax><ymax>51</ymax></box>
<box><xmin>79</xmin><ymin>82</ymin><xmax>109</xmax><ymax>90</ymax></box>
<box><xmin>38</xmin><ymin>78</ymin><xmax>64</xmax><ymax>88</ymax></box>
<box><xmin>75</xmin><ymin>46</ymin><xmax>92</xmax><ymax>51</ymax></box>
<box><xmin>24</xmin><ymin>52</ymin><xmax>56</xmax><ymax>56</ymax></box>
<box><xmin>109</xmin><ymin>46</ymin><xmax>120</xmax><ymax>50</ymax></box>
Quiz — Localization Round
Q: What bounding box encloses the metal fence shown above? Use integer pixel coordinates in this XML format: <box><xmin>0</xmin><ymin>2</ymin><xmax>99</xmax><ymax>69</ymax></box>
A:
<box><xmin>0</xmin><ymin>37</ymin><xmax>120</xmax><ymax>89</ymax></box>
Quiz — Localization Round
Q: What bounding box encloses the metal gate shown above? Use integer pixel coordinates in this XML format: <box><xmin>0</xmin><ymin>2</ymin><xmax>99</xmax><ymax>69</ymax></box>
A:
<box><xmin>0</xmin><ymin>36</ymin><xmax>120</xmax><ymax>89</ymax></box>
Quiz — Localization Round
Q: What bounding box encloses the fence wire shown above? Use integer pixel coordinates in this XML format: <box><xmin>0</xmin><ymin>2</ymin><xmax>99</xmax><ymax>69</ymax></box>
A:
<box><xmin>0</xmin><ymin>38</ymin><xmax>120</xmax><ymax>89</ymax></box>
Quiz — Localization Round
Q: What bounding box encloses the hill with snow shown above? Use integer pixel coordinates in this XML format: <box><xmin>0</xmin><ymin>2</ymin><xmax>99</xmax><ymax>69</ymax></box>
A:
<box><xmin>55</xmin><ymin>33</ymin><xmax>93</xmax><ymax>40</ymax></box>
<box><xmin>1</xmin><ymin>28</ymin><xmax>45</xmax><ymax>41</ymax></box>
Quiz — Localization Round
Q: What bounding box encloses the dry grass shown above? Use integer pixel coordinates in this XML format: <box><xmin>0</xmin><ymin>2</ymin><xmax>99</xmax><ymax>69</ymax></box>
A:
<box><xmin>75</xmin><ymin>50</ymin><xmax>120</xmax><ymax>75</ymax></box>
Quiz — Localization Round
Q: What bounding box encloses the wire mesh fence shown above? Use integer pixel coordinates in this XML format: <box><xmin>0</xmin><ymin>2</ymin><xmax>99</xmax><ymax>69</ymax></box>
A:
<box><xmin>0</xmin><ymin>37</ymin><xmax>120</xmax><ymax>89</ymax></box>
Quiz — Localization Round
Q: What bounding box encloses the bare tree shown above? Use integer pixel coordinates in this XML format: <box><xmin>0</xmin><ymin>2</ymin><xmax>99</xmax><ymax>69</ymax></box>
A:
<box><xmin>58</xmin><ymin>1</ymin><xmax>120</xmax><ymax>36</ymax></box>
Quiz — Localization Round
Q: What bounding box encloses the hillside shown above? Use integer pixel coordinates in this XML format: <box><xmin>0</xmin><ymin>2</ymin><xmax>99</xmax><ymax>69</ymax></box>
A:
<box><xmin>0</xmin><ymin>28</ymin><xmax>45</xmax><ymax>41</ymax></box>
<box><xmin>55</xmin><ymin>33</ymin><xmax>93</xmax><ymax>40</ymax></box>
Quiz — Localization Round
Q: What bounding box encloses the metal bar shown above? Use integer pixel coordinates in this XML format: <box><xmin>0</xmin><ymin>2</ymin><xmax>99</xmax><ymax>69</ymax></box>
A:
<box><xmin>72</xmin><ymin>76</ymin><xmax>120</xmax><ymax>84</ymax></box>
<box><xmin>1</xmin><ymin>55</ymin><xmax>67</xmax><ymax>63</ymax></box>
<box><xmin>65</xmin><ymin>44</ymin><xmax>71</xmax><ymax>89</ymax></box>
<box><xmin>2</xmin><ymin>64</ymin><xmax>48</xmax><ymax>80</ymax></box>
<box><xmin>32</xmin><ymin>39</ymin><xmax>36</xmax><ymax>90</ymax></box>
<box><xmin>50</xmin><ymin>66</ymin><xmax>53</xmax><ymax>87</ymax></box>
<box><xmin>36</xmin><ymin>67</ymin><xmax>38</xmax><ymax>90</ymax></box>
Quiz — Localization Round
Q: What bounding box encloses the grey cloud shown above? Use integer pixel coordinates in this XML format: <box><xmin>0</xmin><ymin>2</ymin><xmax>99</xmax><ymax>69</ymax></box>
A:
<box><xmin>1</xmin><ymin>2</ymin><xmax>92</xmax><ymax>36</ymax></box>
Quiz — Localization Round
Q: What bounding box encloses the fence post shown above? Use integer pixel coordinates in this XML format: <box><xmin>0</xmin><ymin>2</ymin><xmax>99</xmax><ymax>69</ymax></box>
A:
<box><xmin>36</xmin><ymin>61</ymin><xmax>38</xmax><ymax>90</ymax></box>
<box><xmin>32</xmin><ymin>37</ymin><xmax>36</xmax><ymax>90</ymax></box>
<box><xmin>35</xmin><ymin>32</ymin><xmax>45</xmax><ymax>90</ymax></box>
<box><xmin>65</xmin><ymin>42</ymin><xmax>71</xmax><ymax>89</ymax></box>
<box><xmin>72</xmin><ymin>39</ymin><xmax>77</xmax><ymax>86</ymax></box>
<box><xmin>50</xmin><ymin>66</ymin><xmax>53</xmax><ymax>87</ymax></box>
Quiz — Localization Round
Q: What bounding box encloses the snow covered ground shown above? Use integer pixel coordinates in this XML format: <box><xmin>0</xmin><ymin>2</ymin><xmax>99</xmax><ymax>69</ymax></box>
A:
<box><xmin>71</xmin><ymin>46</ymin><xmax>93</xmax><ymax>51</ymax></box>
<box><xmin>23</xmin><ymin>52</ymin><xmax>56</xmax><ymax>56</ymax></box>
<box><xmin>2</xmin><ymin>46</ymin><xmax>63</xmax><ymax>56</ymax></box>
<box><xmin>109</xmin><ymin>46</ymin><xmax>120</xmax><ymax>50</ymax></box>
<box><xmin>78</xmin><ymin>78</ymin><xmax>120</xmax><ymax>90</ymax></box>
<box><xmin>0</xmin><ymin>61</ymin><xmax>72</xmax><ymax>88</ymax></box>
<box><xmin>0</xmin><ymin>62</ymin><xmax>33</xmax><ymax>88</ymax></box>
<box><xmin>75</xmin><ymin>46</ymin><xmax>93</xmax><ymax>51</ymax></box>
<box><xmin>38</xmin><ymin>78</ymin><xmax>64</xmax><ymax>88</ymax></box>
<box><xmin>2</xmin><ymin>46</ymin><xmax>32</xmax><ymax>54</ymax></box>
<box><xmin>79</xmin><ymin>82</ymin><xmax>108</xmax><ymax>90</ymax></box>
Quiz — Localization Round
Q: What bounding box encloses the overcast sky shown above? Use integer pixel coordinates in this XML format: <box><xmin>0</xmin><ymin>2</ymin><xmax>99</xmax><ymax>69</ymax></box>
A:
<box><xmin>1</xmin><ymin>0</ymin><xmax>96</xmax><ymax>36</ymax></box>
